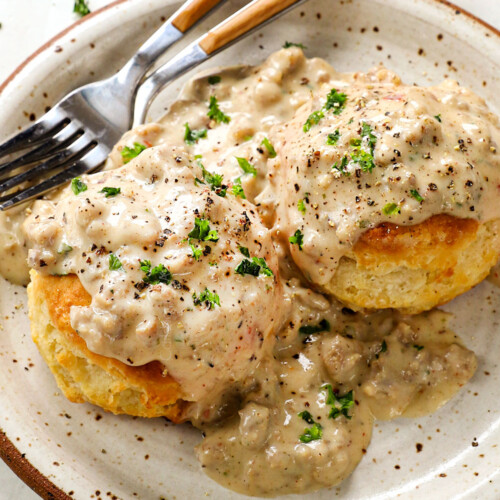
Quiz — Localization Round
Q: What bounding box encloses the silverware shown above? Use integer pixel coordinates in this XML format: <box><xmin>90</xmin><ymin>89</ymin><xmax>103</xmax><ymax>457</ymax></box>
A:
<box><xmin>0</xmin><ymin>0</ymin><xmax>225</xmax><ymax>210</ymax></box>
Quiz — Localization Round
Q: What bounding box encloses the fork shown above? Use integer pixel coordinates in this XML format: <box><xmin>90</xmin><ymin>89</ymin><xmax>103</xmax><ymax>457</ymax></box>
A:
<box><xmin>0</xmin><ymin>0</ymin><xmax>307</xmax><ymax>211</ymax></box>
<box><xmin>0</xmin><ymin>0</ymin><xmax>227</xmax><ymax>210</ymax></box>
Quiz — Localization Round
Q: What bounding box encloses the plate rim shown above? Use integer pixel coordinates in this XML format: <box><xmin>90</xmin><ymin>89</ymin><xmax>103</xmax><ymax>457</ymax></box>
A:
<box><xmin>0</xmin><ymin>0</ymin><xmax>499</xmax><ymax>498</ymax></box>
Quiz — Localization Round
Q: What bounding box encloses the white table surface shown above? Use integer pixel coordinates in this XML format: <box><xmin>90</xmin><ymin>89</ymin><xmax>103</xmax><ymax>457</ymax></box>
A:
<box><xmin>0</xmin><ymin>0</ymin><xmax>498</xmax><ymax>499</ymax></box>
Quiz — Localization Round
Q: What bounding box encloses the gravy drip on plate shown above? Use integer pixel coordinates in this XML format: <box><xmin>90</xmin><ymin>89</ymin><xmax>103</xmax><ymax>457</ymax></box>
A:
<box><xmin>19</xmin><ymin>47</ymin><xmax>497</xmax><ymax>494</ymax></box>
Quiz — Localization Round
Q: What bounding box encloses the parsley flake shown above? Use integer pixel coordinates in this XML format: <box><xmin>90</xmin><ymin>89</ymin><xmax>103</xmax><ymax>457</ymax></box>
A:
<box><xmin>207</xmin><ymin>75</ymin><xmax>221</xmax><ymax>85</ymax></box>
<box><xmin>232</xmin><ymin>177</ymin><xmax>246</xmax><ymax>199</ymax></box>
<box><xmin>100</xmin><ymin>187</ymin><xmax>121</xmax><ymax>198</ymax></box>
<box><xmin>361</xmin><ymin>123</ymin><xmax>377</xmax><ymax>154</ymax></box>
<box><xmin>188</xmin><ymin>217</ymin><xmax>219</xmax><ymax>242</ymax></box>
<box><xmin>382</xmin><ymin>202</ymin><xmax>401</xmax><ymax>216</ymax></box>
<box><xmin>283</xmin><ymin>41</ymin><xmax>307</xmax><ymax>49</ymax></box>
<box><xmin>235</xmin><ymin>259</ymin><xmax>260</xmax><ymax>277</ymax></box>
<box><xmin>298</xmin><ymin>319</ymin><xmax>330</xmax><ymax>335</ymax></box>
<box><xmin>410</xmin><ymin>189</ymin><xmax>424</xmax><ymax>203</ymax></box>
<box><xmin>303</xmin><ymin>110</ymin><xmax>324</xmax><ymax>132</ymax></box>
<box><xmin>298</xmin><ymin>411</ymin><xmax>322</xmax><ymax>443</ymax></box>
<box><xmin>298</xmin><ymin>199</ymin><xmax>306</xmax><ymax>214</ymax></box>
<box><xmin>207</xmin><ymin>96</ymin><xmax>230</xmax><ymax>124</ymax></box>
<box><xmin>351</xmin><ymin>147</ymin><xmax>376</xmax><ymax>173</ymax></box>
<box><xmin>197</xmin><ymin>160</ymin><xmax>226</xmax><ymax>197</ymax></box>
<box><xmin>121</xmin><ymin>142</ymin><xmax>147</xmax><ymax>164</ymax></box>
<box><xmin>74</xmin><ymin>0</ymin><xmax>91</xmax><ymax>16</ymax></box>
<box><xmin>289</xmin><ymin>229</ymin><xmax>304</xmax><ymax>250</ymax></box>
<box><xmin>190</xmin><ymin>244</ymin><xmax>203</xmax><ymax>261</ymax></box>
<box><xmin>322</xmin><ymin>384</ymin><xmax>354</xmax><ymax>420</ymax></box>
<box><xmin>261</xmin><ymin>137</ymin><xmax>277</xmax><ymax>158</ymax></box>
<box><xmin>139</xmin><ymin>260</ymin><xmax>172</xmax><ymax>285</ymax></box>
<box><xmin>413</xmin><ymin>344</ymin><xmax>424</xmax><ymax>351</ymax></box>
<box><xmin>193</xmin><ymin>288</ymin><xmax>221</xmax><ymax>309</ymax></box>
<box><xmin>324</xmin><ymin>88</ymin><xmax>348</xmax><ymax>115</ymax></box>
<box><xmin>184</xmin><ymin>123</ymin><xmax>207</xmax><ymax>145</ymax></box>
<box><xmin>71</xmin><ymin>177</ymin><xmax>87</xmax><ymax>195</ymax></box>
<box><xmin>326</xmin><ymin>129</ymin><xmax>341</xmax><ymax>145</ymax></box>
<box><xmin>239</xmin><ymin>246</ymin><xmax>250</xmax><ymax>258</ymax></box>
<box><xmin>109</xmin><ymin>253</ymin><xmax>123</xmax><ymax>271</ymax></box>
<box><xmin>332</xmin><ymin>155</ymin><xmax>349</xmax><ymax>175</ymax></box>
<box><xmin>235</xmin><ymin>157</ymin><xmax>257</xmax><ymax>176</ymax></box>
<box><xmin>434</xmin><ymin>114</ymin><xmax>442</xmax><ymax>123</ymax></box>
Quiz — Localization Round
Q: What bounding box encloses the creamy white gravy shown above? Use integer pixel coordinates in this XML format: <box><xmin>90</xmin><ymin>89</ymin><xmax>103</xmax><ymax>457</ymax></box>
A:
<box><xmin>13</xmin><ymin>48</ymin><xmax>499</xmax><ymax>495</ymax></box>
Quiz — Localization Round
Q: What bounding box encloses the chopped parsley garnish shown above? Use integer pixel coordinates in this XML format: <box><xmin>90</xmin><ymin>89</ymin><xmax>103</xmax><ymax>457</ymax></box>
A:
<box><xmin>188</xmin><ymin>217</ymin><xmax>219</xmax><ymax>242</ymax></box>
<box><xmin>207</xmin><ymin>75</ymin><xmax>221</xmax><ymax>85</ymax></box>
<box><xmin>376</xmin><ymin>339</ymin><xmax>388</xmax><ymax>359</ymax></box>
<box><xmin>382</xmin><ymin>202</ymin><xmax>400</xmax><ymax>216</ymax></box>
<box><xmin>232</xmin><ymin>177</ymin><xmax>246</xmax><ymax>199</ymax></box>
<box><xmin>298</xmin><ymin>411</ymin><xmax>322</xmax><ymax>443</ymax></box>
<box><xmin>303</xmin><ymin>110</ymin><xmax>324</xmax><ymax>132</ymax></box>
<box><xmin>410</xmin><ymin>189</ymin><xmax>424</xmax><ymax>203</ymax></box>
<box><xmin>361</xmin><ymin>122</ymin><xmax>377</xmax><ymax>154</ymax></box>
<box><xmin>121</xmin><ymin>142</ymin><xmax>147</xmax><ymax>163</ymax></box>
<box><xmin>74</xmin><ymin>0</ymin><xmax>91</xmax><ymax>16</ymax></box>
<box><xmin>434</xmin><ymin>114</ymin><xmax>442</xmax><ymax>123</ymax></box>
<box><xmin>297</xmin><ymin>199</ymin><xmax>306</xmax><ymax>214</ymax></box>
<box><xmin>109</xmin><ymin>253</ymin><xmax>123</xmax><ymax>271</ymax></box>
<box><xmin>71</xmin><ymin>177</ymin><xmax>87</xmax><ymax>195</ymax></box>
<box><xmin>139</xmin><ymin>260</ymin><xmax>172</xmax><ymax>285</ymax></box>
<box><xmin>298</xmin><ymin>319</ymin><xmax>330</xmax><ymax>335</ymax></box>
<box><xmin>235</xmin><ymin>157</ymin><xmax>257</xmax><ymax>176</ymax></box>
<box><xmin>322</xmin><ymin>384</ymin><xmax>354</xmax><ymax>420</ymax></box>
<box><xmin>332</xmin><ymin>155</ymin><xmax>349</xmax><ymax>175</ymax></box>
<box><xmin>283</xmin><ymin>41</ymin><xmax>307</xmax><ymax>49</ymax></box>
<box><xmin>196</xmin><ymin>160</ymin><xmax>226</xmax><ymax>197</ymax></box>
<box><xmin>207</xmin><ymin>95</ymin><xmax>230</xmax><ymax>124</ymax></box>
<box><xmin>235</xmin><ymin>259</ymin><xmax>260</xmax><ymax>277</ymax></box>
<box><xmin>100</xmin><ymin>187</ymin><xmax>121</xmax><ymax>198</ymax></box>
<box><xmin>326</xmin><ymin>129</ymin><xmax>341</xmax><ymax>145</ymax></box>
<box><xmin>239</xmin><ymin>246</ymin><xmax>250</xmax><ymax>258</ymax></box>
<box><xmin>351</xmin><ymin>147</ymin><xmax>376</xmax><ymax>173</ymax></box>
<box><xmin>261</xmin><ymin>137</ymin><xmax>277</xmax><ymax>158</ymax></box>
<box><xmin>413</xmin><ymin>344</ymin><xmax>424</xmax><ymax>351</ymax></box>
<box><xmin>190</xmin><ymin>244</ymin><xmax>203</xmax><ymax>261</ymax></box>
<box><xmin>324</xmin><ymin>88</ymin><xmax>348</xmax><ymax>115</ymax></box>
<box><xmin>235</xmin><ymin>257</ymin><xmax>274</xmax><ymax>278</ymax></box>
<box><xmin>193</xmin><ymin>288</ymin><xmax>221</xmax><ymax>309</ymax></box>
<box><xmin>57</xmin><ymin>243</ymin><xmax>73</xmax><ymax>255</ymax></box>
<box><xmin>289</xmin><ymin>229</ymin><xmax>304</xmax><ymax>250</ymax></box>
<box><xmin>184</xmin><ymin>123</ymin><xmax>207</xmax><ymax>145</ymax></box>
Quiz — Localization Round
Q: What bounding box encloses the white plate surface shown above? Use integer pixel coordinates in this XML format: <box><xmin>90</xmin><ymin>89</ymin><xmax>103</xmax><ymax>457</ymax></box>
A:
<box><xmin>0</xmin><ymin>0</ymin><xmax>500</xmax><ymax>498</ymax></box>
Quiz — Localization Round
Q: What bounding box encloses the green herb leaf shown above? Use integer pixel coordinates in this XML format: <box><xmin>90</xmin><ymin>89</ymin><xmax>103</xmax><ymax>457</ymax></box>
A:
<box><xmin>413</xmin><ymin>344</ymin><xmax>424</xmax><ymax>351</ymax></box>
<box><xmin>232</xmin><ymin>177</ymin><xmax>246</xmax><ymax>199</ymax></box>
<box><xmin>434</xmin><ymin>114</ymin><xmax>442</xmax><ymax>123</ymax></box>
<box><xmin>332</xmin><ymin>155</ymin><xmax>349</xmax><ymax>175</ymax></box>
<box><xmin>235</xmin><ymin>259</ymin><xmax>261</xmax><ymax>277</ymax></box>
<box><xmin>207</xmin><ymin>95</ymin><xmax>230</xmax><ymax>124</ymax></box>
<box><xmin>109</xmin><ymin>253</ymin><xmax>123</xmax><ymax>271</ymax></box>
<box><xmin>289</xmin><ymin>229</ymin><xmax>304</xmax><ymax>250</ymax></box>
<box><xmin>74</xmin><ymin>0</ymin><xmax>91</xmax><ymax>16</ymax></box>
<box><xmin>190</xmin><ymin>244</ymin><xmax>203</xmax><ymax>261</ymax></box>
<box><xmin>193</xmin><ymin>287</ymin><xmax>221</xmax><ymax>309</ymax></box>
<box><xmin>303</xmin><ymin>110</ymin><xmax>324</xmax><ymax>132</ymax></box>
<box><xmin>326</xmin><ymin>129</ymin><xmax>341</xmax><ymax>145</ymax></box>
<box><xmin>121</xmin><ymin>142</ymin><xmax>147</xmax><ymax>164</ymax></box>
<box><xmin>252</xmin><ymin>257</ymin><xmax>274</xmax><ymax>277</ymax></box>
<box><xmin>297</xmin><ymin>199</ymin><xmax>306</xmax><ymax>214</ymax></box>
<box><xmin>208</xmin><ymin>75</ymin><xmax>221</xmax><ymax>85</ymax></box>
<box><xmin>382</xmin><ymin>202</ymin><xmax>400</xmax><ymax>216</ymax></box>
<box><xmin>361</xmin><ymin>122</ymin><xmax>377</xmax><ymax>154</ymax></box>
<box><xmin>410</xmin><ymin>189</ymin><xmax>424</xmax><ymax>203</ymax></box>
<box><xmin>299</xmin><ymin>319</ymin><xmax>330</xmax><ymax>335</ymax></box>
<box><xmin>261</xmin><ymin>137</ymin><xmax>277</xmax><ymax>158</ymax></box>
<box><xmin>100</xmin><ymin>187</ymin><xmax>121</xmax><ymax>198</ymax></box>
<box><xmin>298</xmin><ymin>411</ymin><xmax>323</xmax><ymax>443</ymax></box>
<box><xmin>239</xmin><ymin>246</ymin><xmax>250</xmax><ymax>258</ymax></box>
<box><xmin>184</xmin><ymin>123</ymin><xmax>207</xmax><ymax>145</ymax></box>
<box><xmin>57</xmin><ymin>243</ymin><xmax>73</xmax><ymax>255</ymax></box>
<box><xmin>283</xmin><ymin>41</ymin><xmax>307</xmax><ymax>49</ymax></box>
<box><xmin>322</xmin><ymin>384</ymin><xmax>354</xmax><ymax>420</ymax></box>
<box><xmin>140</xmin><ymin>260</ymin><xmax>172</xmax><ymax>285</ymax></box>
<box><xmin>71</xmin><ymin>177</ymin><xmax>88</xmax><ymax>195</ymax></box>
<box><xmin>376</xmin><ymin>339</ymin><xmax>388</xmax><ymax>359</ymax></box>
<box><xmin>188</xmin><ymin>217</ymin><xmax>219</xmax><ymax>242</ymax></box>
<box><xmin>235</xmin><ymin>157</ymin><xmax>257</xmax><ymax>176</ymax></box>
<box><xmin>197</xmin><ymin>159</ymin><xmax>226</xmax><ymax>197</ymax></box>
<box><xmin>351</xmin><ymin>147</ymin><xmax>376</xmax><ymax>173</ymax></box>
<box><xmin>324</xmin><ymin>88</ymin><xmax>347</xmax><ymax>115</ymax></box>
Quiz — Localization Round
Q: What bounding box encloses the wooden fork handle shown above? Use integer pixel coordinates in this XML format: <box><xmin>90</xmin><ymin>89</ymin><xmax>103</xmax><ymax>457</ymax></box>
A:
<box><xmin>199</xmin><ymin>0</ymin><xmax>301</xmax><ymax>54</ymax></box>
<box><xmin>172</xmin><ymin>0</ymin><xmax>225</xmax><ymax>33</ymax></box>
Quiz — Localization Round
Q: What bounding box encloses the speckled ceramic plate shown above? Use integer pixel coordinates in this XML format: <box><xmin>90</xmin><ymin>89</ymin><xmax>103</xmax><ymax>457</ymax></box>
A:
<box><xmin>1</xmin><ymin>0</ymin><xmax>500</xmax><ymax>498</ymax></box>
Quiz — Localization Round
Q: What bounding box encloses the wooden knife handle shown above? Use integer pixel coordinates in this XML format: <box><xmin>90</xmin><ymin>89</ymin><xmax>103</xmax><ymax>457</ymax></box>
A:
<box><xmin>172</xmin><ymin>0</ymin><xmax>224</xmax><ymax>33</ymax></box>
